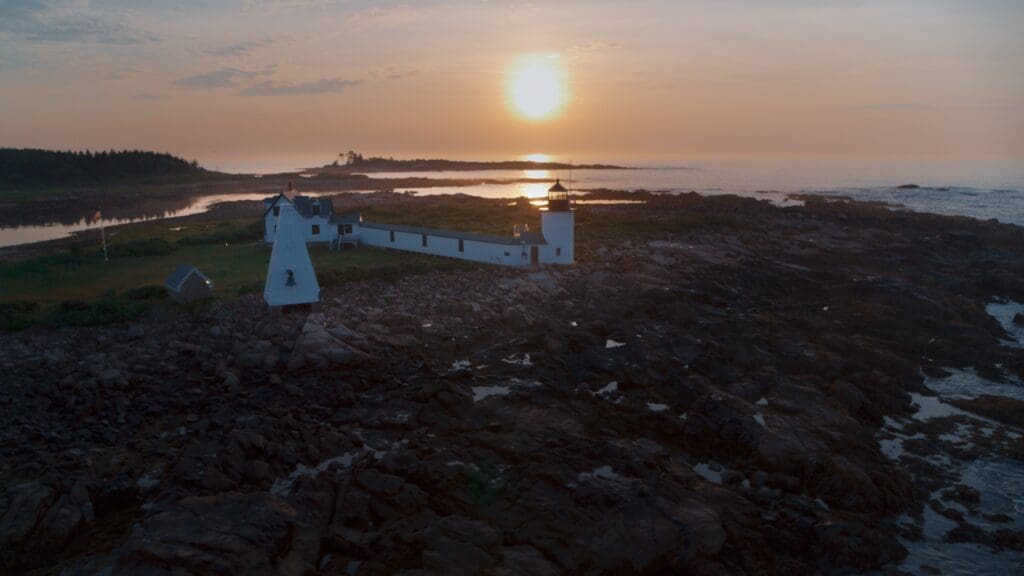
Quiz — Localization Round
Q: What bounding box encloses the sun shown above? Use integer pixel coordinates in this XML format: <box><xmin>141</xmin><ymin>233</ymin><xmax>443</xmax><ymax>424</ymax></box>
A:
<box><xmin>508</xmin><ymin>56</ymin><xmax>566</xmax><ymax>121</ymax></box>
<box><xmin>522</xmin><ymin>153</ymin><xmax>552</xmax><ymax>162</ymax></box>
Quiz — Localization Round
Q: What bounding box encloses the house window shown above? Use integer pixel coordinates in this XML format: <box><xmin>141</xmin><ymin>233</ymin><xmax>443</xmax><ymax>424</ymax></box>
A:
<box><xmin>337</xmin><ymin>224</ymin><xmax>344</xmax><ymax>235</ymax></box>
<box><xmin>312</xmin><ymin>205</ymin><xmax>320</xmax><ymax>216</ymax></box>
<box><xmin>273</xmin><ymin>206</ymin><xmax>280</xmax><ymax>216</ymax></box>
<box><xmin>312</xmin><ymin>224</ymin><xmax>320</xmax><ymax>235</ymax></box>
<box><xmin>422</xmin><ymin>235</ymin><xmax>428</xmax><ymax>247</ymax></box>
<box><xmin>556</xmin><ymin>247</ymin><xmax>561</xmax><ymax>256</ymax></box>
<box><xmin>458</xmin><ymin>239</ymin><xmax>464</xmax><ymax>252</ymax></box>
<box><xmin>504</xmin><ymin>251</ymin><xmax>510</xmax><ymax>257</ymax></box>
<box><xmin>344</xmin><ymin>224</ymin><xmax>352</xmax><ymax>234</ymax></box>
<box><xmin>390</xmin><ymin>230</ymin><xmax>395</xmax><ymax>243</ymax></box>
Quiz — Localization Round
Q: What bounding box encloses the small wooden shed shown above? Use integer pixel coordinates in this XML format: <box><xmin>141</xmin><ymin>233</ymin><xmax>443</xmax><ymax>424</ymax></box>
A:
<box><xmin>165</xmin><ymin>264</ymin><xmax>213</xmax><ymax>303</ymax></box>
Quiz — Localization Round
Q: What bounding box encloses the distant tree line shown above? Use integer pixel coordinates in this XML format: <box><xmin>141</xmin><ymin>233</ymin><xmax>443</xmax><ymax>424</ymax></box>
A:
<box><xmin>338</xmin><ymin>150</ymin><xmax>380</xmax><ymax>165</ymax></box>
<box><xmin>329</xmin><ymin>150</ymin><xmax>625</xmax><ymax>171</ymax></box>
<box><xmin>0</xmin><ymin>148</ymin><xmax>207</xmax><ymax>188</ymax></box>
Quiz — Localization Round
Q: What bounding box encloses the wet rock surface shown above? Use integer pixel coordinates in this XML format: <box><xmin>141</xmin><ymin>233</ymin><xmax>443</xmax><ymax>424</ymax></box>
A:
<box><xmin>2</xmin><ymin>193</ymin><xmax>1024</xmax><ymax>574</ymax></box>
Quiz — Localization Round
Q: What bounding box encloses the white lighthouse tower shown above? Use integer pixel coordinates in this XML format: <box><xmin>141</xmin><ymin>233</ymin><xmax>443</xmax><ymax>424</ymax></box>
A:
<box><xmin>264</xmin><ymin>203</ymin><xmax>321</xmax><ymax>307</ymax></box>
<box><xmin>540</xmin><ymin>179</ymin><xmax>574</xmax><ymax>264</ymax></box>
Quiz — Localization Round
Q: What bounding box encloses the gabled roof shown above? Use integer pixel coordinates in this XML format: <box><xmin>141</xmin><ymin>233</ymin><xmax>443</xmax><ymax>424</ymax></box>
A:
<box><xmin>165</xmin><ymin>264</ymin><xmax>211</xmax><ymax>292</ymax></box>
<box><xmin>262</xmin><ymin>193</ymin><xmax>334</xmax><ymax>219</ymax></box>
<box><xmin>262</xmin><ymin>193</ymin><xmax>289</xmax><ymax>218</ymax></box>
<box><xmin>360</xmin><ymin>221</ymin><xmax>546</xmax><ymax>245</ymax></box>
<box><xmin>329</xmin><ymin>211</ymin><xmax>362</xmax><ymax>224</ymax></box>
<box><xmin>291</xmin><ymin>195</ymin><xmax>333</xmax><ymax>218</ymax></box>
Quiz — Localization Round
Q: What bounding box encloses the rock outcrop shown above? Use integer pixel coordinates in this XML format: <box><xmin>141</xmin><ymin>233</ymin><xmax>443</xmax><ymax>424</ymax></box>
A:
<box><xmin>1</xmin><ymin>192</ymin><xmax>1023</xmax><ymax>574</ymax></box>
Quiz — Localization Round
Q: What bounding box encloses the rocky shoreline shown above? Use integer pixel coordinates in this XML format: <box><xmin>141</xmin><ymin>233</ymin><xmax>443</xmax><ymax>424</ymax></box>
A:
<box><xmin>1</xmin><ymin>193</ymin><xmax>1023</xmax><ymax>575</ymax></box>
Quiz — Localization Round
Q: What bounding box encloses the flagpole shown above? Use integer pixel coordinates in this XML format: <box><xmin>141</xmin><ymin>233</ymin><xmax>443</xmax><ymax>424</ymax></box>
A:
<box><xmin>99</xmin><ymin>206</ymin><xmax>108</xmax><ymax>262</ymax></box>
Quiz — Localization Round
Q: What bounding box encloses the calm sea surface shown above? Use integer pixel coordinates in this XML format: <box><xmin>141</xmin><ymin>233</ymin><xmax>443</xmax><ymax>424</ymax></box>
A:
<box><xmin>2</xmin><ymin>158</ymin><xmax>1022</xmax><ymax>248</ymax></box>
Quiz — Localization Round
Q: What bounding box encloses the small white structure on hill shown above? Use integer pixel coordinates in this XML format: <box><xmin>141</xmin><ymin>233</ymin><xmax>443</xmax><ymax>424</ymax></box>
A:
<box><xmin>264</xmin><ymin>203</ymin><xmax>321</xmax><ymax>307</ymax></box>
<box><xmin>262</xmin><ymin>180</ymin><xmax>574</xmax><ymax>266</ymax></box>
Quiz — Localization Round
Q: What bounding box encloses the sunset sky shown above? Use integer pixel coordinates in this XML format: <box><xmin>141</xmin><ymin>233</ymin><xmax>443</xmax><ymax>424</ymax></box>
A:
<box><xmin>1</xmin><ymin>1</ymin><xmax>1021</xmax><ymax>170</ymax></box>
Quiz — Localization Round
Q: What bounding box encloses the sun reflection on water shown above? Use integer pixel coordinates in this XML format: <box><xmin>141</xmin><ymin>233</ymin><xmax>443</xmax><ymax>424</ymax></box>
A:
<box><xmin>516</xmin><ymin>182</ymin><xmax>552</xmax><ymax>199</ymax></box>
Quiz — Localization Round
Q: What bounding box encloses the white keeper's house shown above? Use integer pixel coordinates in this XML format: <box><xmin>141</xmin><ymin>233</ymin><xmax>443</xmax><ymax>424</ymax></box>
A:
<box><xmin>262</xmin><ymin>181</ymin><xmax>574</xmax><ymax>266</ymax></box>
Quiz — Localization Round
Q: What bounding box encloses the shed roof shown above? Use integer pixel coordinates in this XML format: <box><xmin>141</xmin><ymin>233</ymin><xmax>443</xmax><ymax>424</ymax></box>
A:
<box><xmin>165</xmin><ymin>264</ymin><xmax>211</xmax><ymax>292</ymax></box>
<box><xmin>360</xmin><ymin>221</ymin><xmax>546</xmax><ymax>245</ymax></box>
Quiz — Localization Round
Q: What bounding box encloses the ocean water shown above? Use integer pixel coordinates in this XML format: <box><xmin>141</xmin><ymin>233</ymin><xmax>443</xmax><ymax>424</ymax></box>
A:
<box><xmin>884</xmin><ymin>304</ymin><xmax>1024</xmax><ymax>576</ymax></box>
<box><xmin>1</xmin><ymin>159</ymin><xmax>1022</xmax><ymax>248</ymax></box>
<box><xmin>361</xmin><ymin>162</ymin><xmax>1024</xmax><ymax>226</ymax></box>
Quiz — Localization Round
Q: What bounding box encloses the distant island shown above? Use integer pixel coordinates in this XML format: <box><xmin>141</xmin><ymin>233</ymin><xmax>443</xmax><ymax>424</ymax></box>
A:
<box><xmin>317</xmin><ymin>151</ymin><xmax>629</xmax><ymax>173</ymax></box>
<box><xmin>0</xmin><ymin>148</ymin><xmax>223</xmax><ymax>189</ymax></box>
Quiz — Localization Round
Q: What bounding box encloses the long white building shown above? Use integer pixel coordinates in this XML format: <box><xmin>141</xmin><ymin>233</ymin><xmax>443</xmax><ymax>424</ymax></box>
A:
<box><xmin>262</xmin><ymin>182</ymin><xmax>574</xmax><ymax>266</ymax></box>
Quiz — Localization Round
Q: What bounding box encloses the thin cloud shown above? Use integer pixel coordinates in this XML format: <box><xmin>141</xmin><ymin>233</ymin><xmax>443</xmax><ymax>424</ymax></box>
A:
<box><xmin>566</xmin><ymin>41</ymin><xmax>619</xmax><ymax>53</ymax></box>
<box><xmin>0</xmin><ymin>0</ymin><xmax>48</xmax><ymax>22</ymax></box>
<box><xmin>387</xmin><ymin>69</ymin><xmax>418</xmax><ymax>81</ymax></box>
<box><xmin>0</xmin><ymin>1</ymin><xmax>158</xmax><ymax>45</ymax></box>
<box><xmin>370</xmin><ymin>66</ymin><xmax>419</xmax><ymax>81</ymax></box>
<box><xmin>842</xmin><ymin>103</ymin><xmax>931</xmax><ymax>111</ymax></box>
<box><xmin>241</xmin><ymin>77</ymin><xmax>362</xmax><ymax>96</ymax></box>
<box><xmin>242</xmin><ymin>0</ymin><xmax>344</xmax><ymax>14</ymax></box>
<box><xmin>173</xmin><ymin>67</ymin><xmax>275</xmax><ymax>90</ymax></box>
<box><xmin>345</xmin><ymin>5</ymin><xmax>420</xmax><ymax>30</ymax></box>
<box><xmin>206</xmin><ymin>38</ymin><xmax>277</xmax><ymax>58</ymax></box>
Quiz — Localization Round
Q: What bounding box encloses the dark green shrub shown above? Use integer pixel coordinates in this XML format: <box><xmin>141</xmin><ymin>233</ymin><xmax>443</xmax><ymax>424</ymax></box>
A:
<box><xmin>110</xmin><ymin>238</ymin><xmax>175</xmax><ymax>257</ymax></box>
<box><xmin>52</xmin><ymin>297</ymin><xmax>145</xmax><ymax>327</ymax></box>
<box><xmin>124</xmin><ymin>285</ymin><xmax>168</xmax><ymax>300</ymax></box>
<box><xmin>0</xmin><ymin>300</ymin><xmax>38</xmax><ymax>314</ymax></box>
<box><xmin>177</xmin><ymin>220</ymin><xmax>263</xmax><ymax>246</ymax></box>
<box><xmin>0</xmin><ymin>301</ymin><xmax>39</xmax><ymax>331</ymax></box>
<box><xmin>233</xmin><ymin>281</ymin><xmax>262</xmax><ymax>295</ymax></box>
<box><xmin>59</xmin><ymin>300</ymin><xmax>90</xmax><ymax>313</ymax></box>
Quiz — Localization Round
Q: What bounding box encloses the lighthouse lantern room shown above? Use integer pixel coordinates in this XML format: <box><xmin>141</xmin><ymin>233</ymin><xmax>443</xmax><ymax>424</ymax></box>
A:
<box><xmin>539</xmin><ymin>179</ymin><xmax>574</xmax><ymax>264</ymax></box>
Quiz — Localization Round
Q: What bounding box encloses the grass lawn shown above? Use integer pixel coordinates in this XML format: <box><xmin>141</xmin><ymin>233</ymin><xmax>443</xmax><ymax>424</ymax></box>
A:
<box><xmin>0</xmin><ymin>242</ymin><xmax>473</xmax><ymax>304</ymax></box>
<box><xmin>0</xmin><ymin>216</ymin><xmax>476</xmax><ymax>329</ymax></box>
<box><xmin>0</xmin><ymin>196</ymin><xmax>700</xmax><ymax>329</ymax></box>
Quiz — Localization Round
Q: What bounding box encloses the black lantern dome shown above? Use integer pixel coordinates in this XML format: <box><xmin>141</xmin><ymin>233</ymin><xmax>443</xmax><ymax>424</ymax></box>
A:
<box><xmin>547</xmin><ymin>179</ymin><xmax>570</xmax><ymax>211</ymax></box>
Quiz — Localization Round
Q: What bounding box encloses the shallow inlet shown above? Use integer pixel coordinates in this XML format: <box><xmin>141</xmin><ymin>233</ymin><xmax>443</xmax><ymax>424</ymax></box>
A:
<box><xmin>3</xmin><ymin>164</ymin><xmax>1022</xmax><ymax>248</ymax></box>
<box><xmin>0</xmin><ymin>192</ymin><xmax>275</xmax><ymax>248</ymax></box>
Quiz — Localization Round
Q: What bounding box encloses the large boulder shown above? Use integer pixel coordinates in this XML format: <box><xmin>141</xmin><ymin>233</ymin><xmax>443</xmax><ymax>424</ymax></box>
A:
<box><xmin>578</xmin><ymin>494</ymin><xmax>726</xmax><ymax>571</ymax></box>
<box><xmin>509</xmin><ymin>478</ymin><xmax>725</xmax><ymax>573</ymax></box>
<box><xmin>952</xmin><ymin>395</ymin><xmax>1024</xmax><ymax>428</ymax></box>
<box><xmin>81</xmin><ymin>492</ymin><xmax>305</xmax><ymax>575</ymax></box>
<box><xmin>490</xmin><ymin>545</ymin><xmax>561</xmax><ymax>576</ymax></box>
<box><xmin>0</xmin><ymin>481</ymin><xmax>57</xmax><ymax>548</ymax></box>
<box><xmin>421</xmin><ymin>515</ymin><xmax>501</xmax><ymax>576</ymax></box>
<box><xmin>288</xmin><ymin>314</ymin><xmax>370</xmax><ymax>370</ymax></box>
